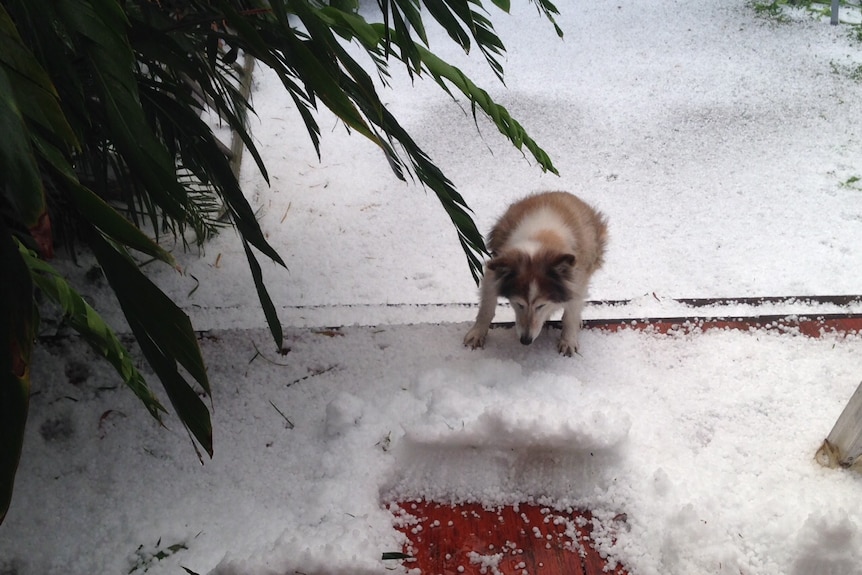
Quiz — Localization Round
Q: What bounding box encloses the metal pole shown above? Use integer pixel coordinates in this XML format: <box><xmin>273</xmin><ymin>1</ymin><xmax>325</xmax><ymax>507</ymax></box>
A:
<box><xmin>816</xmin><ymin>380</ymin><xmax>862</xmax><ymax>470</ymax></box>
<box><xmin>831</xmin><ymin>0</ymin><xmax>840</xmax><ymax>25</ymax></box>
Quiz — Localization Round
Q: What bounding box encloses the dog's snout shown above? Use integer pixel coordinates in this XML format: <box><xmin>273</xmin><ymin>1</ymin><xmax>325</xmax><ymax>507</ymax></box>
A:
<box><xmin>520</xmin><ymin>334</ymin><xmax>533</xmax><ymax>345</ymax></box>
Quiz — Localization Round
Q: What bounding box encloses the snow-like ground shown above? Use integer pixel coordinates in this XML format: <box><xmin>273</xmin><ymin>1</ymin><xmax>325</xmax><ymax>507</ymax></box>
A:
<box><xmin>4</xmin><ymin>1</ymin><xmax>862</xmax><ymax>575</ymax></box>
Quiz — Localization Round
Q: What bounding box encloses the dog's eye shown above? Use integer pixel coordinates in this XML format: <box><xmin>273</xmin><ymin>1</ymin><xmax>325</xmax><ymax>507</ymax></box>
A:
<box><xmin>536</xmin><ymin>304</ymin><xmax>546</xmax><ymax>310</ymax></box>
<box><xmin>514</xmin><ymin>302</ymin><xmax>525</xmax><ymax>310</ymax></box>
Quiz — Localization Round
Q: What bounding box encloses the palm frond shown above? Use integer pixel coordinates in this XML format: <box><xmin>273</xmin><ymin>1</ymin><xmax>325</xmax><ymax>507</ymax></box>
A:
<box><xmin>0</xmin><ymin>0</ymin><xmax>563</xmax><ymax>524</ymax></box>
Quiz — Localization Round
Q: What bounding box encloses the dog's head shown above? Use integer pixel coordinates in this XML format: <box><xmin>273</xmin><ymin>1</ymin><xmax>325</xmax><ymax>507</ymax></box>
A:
<box><xmin>487</xmin><ymin>250</ymin><xmax>576</xmax><ymax>345</ymax></box>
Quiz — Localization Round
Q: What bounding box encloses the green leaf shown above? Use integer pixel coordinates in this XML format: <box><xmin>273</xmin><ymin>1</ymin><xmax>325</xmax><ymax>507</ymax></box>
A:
<box><xmin>385</xmin><ymin>126</ymin><xmax>487</xmax><ymax>281</ymax></box>
<box><xmin>133</xmin><ymin>328</ymin><xmax>212</xmax><ymax>459</ymax></box>
<box><xmin>422</xmin><ymin>0</ymin><xmax>506</xmax><ymax>81</ymax></box>
<box><xmin>530</xmin><ymin>0</ymin><xmax>564</xmax><ymax>38</ymax></box>
<box><xmin>56</xmin><ymin>0</ymin><xmax>191</xmax><ymax>224</ymax></box>
<box><xmin>0</xmin><ymin>66</ymin><xmax>44</xmax><ymax>227</ymax></box>
<box><xmin>242</xmin><ymin>238</ymin><xmax>284</xmax><ymax>350</ymax></box>
<box><xmin>87</xmin><ymin>230</ymin><xmax>212</xmax><ymax>457</ymax></box>
<box><xmin>378</xmin><ymin>0</ymin><xmax>427</xmax><ymax>75</ymax></box>
<box><xmin>69</xmin><ymin>182</ymin><xmax>178</xmax><ymax>267</ymax></box>
<box><xmin>211</xmin><ymin>1</ymin><xmax>323</xmax><ymax>155</ymax></box>
<box><xmin>329</xmin><ymin>0</ymin><xmax>359</xmax><ymax>13</ymax></box>
<box><xmin>276</xmin><ymin>1</ymin><xmax>381</xmax><ymax>143</ymax></box>
<box><xmin>424</xmin><ymin>0</ymin><xmax>472</xmax><ymax>54</ymax></box>
<box><xmin>17</xmin><ymin>241</ymin><xmax>167</xmax><ymax>421</ymax></box>
<box><xmin>0</xmin><ymin>227</ymin><xmax>34</xmax><ymax>525</ymax></box>
<box><xmin>88</xmin><ymin>231</ymin><xmax>209</xmax><ymax>393</ymax></box>
<box><xmin>394</xmin><ymin>0</ymin><xmax>429</xmax><ymax>45</ymax></box>
<box><xmin>137</xmin><ymin>85</ymin><xmax>284</xmax><ymax>267</ymax></box>
<box><xmin>31</xmin><ymin>135</ymin><xmax>177</xmax><ymax>267</ymax></box>
<box><xmin>319</xmin><ymin>7</ymin><xmax>384</xmax><ymax>49</ymax></box>
<box><xmin>415</xmin><ymin>43</ymin><xmax>558</xmax><ymax>174</ymax></box>
<box><xmin>0</xmin><ymin>4</ymin><xmax>77</xmax><ymax>147</ymax></box>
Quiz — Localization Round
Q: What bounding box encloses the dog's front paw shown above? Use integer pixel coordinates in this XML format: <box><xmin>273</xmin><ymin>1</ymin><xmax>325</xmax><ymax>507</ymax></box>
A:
<box><xmin>557</xmin><ymin>338</ymin><xmax>579</xmax><ymax>357</ymax></box>
<box><xmin>463</xmin><ymin>327</ymin><xmax>488</xmax><ymax>349</ymax></box>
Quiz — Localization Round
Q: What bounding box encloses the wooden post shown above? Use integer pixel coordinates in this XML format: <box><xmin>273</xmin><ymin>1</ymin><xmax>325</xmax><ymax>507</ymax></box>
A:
<box><xmin>229</xmin><ymin>53</ymin><xmax>256</xmax><ymax>180</ymax></box>
<box><xmin>217</xmin><ymin>52</ymin><xmax>255</xmax><ymax>222</ymax></box>
<box><xmin>816</xmin><ymin>380</ymin><xmax>862</xmax><ymax>470</ymax></box>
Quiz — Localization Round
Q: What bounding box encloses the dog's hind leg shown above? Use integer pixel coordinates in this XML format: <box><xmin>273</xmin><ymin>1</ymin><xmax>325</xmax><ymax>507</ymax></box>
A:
<box><xmin>464</xmin><ymin>270</ymin><xmax>499</xmax><ymax>349</ymax></box>
<box><xmin>558</xmin><ymin>297</ymin><xmax>585</xmax><ymax>356</ymax></box>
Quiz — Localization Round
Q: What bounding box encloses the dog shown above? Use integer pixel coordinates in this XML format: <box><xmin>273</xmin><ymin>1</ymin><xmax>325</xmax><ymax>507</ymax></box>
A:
<box><xmin>463</xmin><ymin>191</ymin><xmax>607</xmax><ymax>356</ymax></box>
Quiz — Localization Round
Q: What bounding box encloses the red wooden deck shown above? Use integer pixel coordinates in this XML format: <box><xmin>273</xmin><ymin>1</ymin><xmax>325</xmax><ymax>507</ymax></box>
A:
<box><xmin>393</xmin><ymin>309</ymin><xmax>862</xmax><ymax>575</ymax></box>
<box><xmin>395</xmin><ymin>501</ymin><xmax>628</xmax><ymax>575</ymax></box>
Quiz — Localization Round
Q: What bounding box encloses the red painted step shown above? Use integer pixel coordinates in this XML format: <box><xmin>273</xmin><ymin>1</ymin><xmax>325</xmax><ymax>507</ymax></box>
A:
<box><xmin>584</xmin><ymin>313</ymin><xmax>862</xmax><ymax>338</ymax></box>
<box><xmin>395</xmin><ymin>501</ymin><xmax>629</xmax><ymax>575</ymax></box>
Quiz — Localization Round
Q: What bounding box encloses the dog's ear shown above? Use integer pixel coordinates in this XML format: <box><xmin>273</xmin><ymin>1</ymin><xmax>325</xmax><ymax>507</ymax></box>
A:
<box><xmin>549</xmin><ymin>253</ymin><xmax>576</xmax><ymax>276</ymax></box>
<box><xmin>487</xmin><ymin>255</ymin><xmax>517</xmax><ymax>280</ymax></box>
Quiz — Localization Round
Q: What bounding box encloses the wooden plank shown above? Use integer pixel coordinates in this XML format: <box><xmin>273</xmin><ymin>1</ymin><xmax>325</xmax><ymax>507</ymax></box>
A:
<box><xmin>396</xmin><ymin>501</ymin><xmax>629</xmax><ymax>575</ymax></box>
<box><xmin>582</xmin><ymin>313</ymin><xmax>862</xmax><ymax>338</ymax></box>
<box><xmin>589</xmin><ymin>294</ymin><xmax>862</xmax><ymax>308</ymax></box>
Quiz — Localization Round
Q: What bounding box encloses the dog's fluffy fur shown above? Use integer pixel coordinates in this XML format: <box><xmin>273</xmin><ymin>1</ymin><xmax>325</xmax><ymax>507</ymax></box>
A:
<box><xmin>464</xmin><ymin>191</ymin><xmax>607</xmax><ymax>356</ymax></box>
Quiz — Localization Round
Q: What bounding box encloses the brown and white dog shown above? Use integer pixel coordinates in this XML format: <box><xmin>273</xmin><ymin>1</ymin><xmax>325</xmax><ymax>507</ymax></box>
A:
<box><xmin>463</xmin><ymin>191</ymin><xmax>607</xmax><ymax>356</ymax></box>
